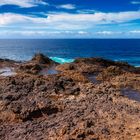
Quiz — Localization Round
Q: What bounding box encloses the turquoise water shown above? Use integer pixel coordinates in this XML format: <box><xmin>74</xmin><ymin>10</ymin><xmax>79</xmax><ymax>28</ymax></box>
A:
<box><xmin>50</xmin><ymin>57</ymin><xmax>74</xmax><ymax>64</ymax></box>
<box><xmin>0</xmin><ymin>39</ymin><xmax>140</xmax><ymax>66</ymax></box>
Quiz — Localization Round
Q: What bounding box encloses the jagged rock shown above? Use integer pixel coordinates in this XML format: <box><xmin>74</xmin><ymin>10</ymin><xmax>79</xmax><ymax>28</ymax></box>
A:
<box><xmin>97</xmin><ymin>66</ymin><xmax>125</xmax><ymax>81</ymax></box>
<box><xmin>31</xmin><ymin>53</ymin><xmax>55</xmax><ymax>64</ymax></box>
<box><xmin>74</xmin><ymin>57</ymin><xmax>131</xmax><ymax>67</ymax></box>
<box><xmin>0</xmin><ymin>56</ymin><xmax>139</xmax><ymax>140</ymax></box>
<box><xmin>18</xmin><ymin>63</ymin><xmax>42</xmax><ymax>74</ymax></box>
<box><xmin>16</xmin><ymin>54</ymin><xmax>59</xmax><ymax>75</ymax></box>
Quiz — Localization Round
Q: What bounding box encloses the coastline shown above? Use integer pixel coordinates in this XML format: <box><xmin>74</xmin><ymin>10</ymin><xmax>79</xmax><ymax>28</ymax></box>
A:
<box><xmin>0</xmin><ymin>53</ymin><xmax>140</xmax><ymax>139</ymax></box>
<box><xmin>0</xmin><ymin>39</ymin><xmax>140</xmax><ymax>67</ymax></box>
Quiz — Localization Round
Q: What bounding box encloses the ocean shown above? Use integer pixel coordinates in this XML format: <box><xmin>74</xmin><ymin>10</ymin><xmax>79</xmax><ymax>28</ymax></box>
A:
<box><xmin>0</xmin><ymin>39</ymin><xmax>140</xmax><ymax>66</ymax></box>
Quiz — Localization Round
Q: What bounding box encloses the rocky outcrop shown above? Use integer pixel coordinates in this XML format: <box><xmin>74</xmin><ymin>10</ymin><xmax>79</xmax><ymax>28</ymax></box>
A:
<box><xmin>56</xmin><ymin>57</ymin><xmax>138</xmax><ymax>74</ymax></box>
<box><xmin>74</xmin><ymin>57</ymin><xmax>131</xmax><ymax>68</ymax></box>
<box><xmin>18</xmin><ymin>63</ymin><xmax>42</xmax><ymax>74</ymax></box>
<box><xmin>0</xmin><ymin>55</ymin><xmax>140</xmax><ymax>140</ymax></box>
<box><xmin>17</xmin><ymin>53</ymin><xmax>58</xmax><ymax>75</ymax></box>
<box><xmin>96</xmin><ymin>66</ymin><xmax>125</xmax><ymax>81</ymax></box>
<box><xmin>31</xmin><ymin>53</ymin><xmax>55</xmax><ymax>64</ymax></box>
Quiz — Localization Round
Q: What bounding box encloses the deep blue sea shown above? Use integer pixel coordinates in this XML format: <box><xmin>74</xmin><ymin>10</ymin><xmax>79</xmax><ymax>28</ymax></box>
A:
<box><xmin>0</xmin><ymin>39</ymin><xmax>140</xmax><ymax>66</ymax></box>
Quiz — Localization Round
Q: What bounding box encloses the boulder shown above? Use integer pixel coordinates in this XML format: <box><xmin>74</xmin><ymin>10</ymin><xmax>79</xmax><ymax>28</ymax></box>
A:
<box><xmin>31</xmin><ymin>53</ymin><xmax>56</xmax><ymax>64</ymax></box>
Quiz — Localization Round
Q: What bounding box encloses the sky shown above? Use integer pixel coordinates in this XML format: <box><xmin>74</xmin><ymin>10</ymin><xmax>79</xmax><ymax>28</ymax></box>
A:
<box><xmin>0</xmin><ymin>0</ymin><xmax>140</xmax><ymax>38</ymax></box>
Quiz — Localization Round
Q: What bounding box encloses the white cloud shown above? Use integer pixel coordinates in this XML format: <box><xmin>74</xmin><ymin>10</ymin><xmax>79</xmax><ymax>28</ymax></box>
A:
<box><xmin>0</xmin><ymin>10</ymin><xmax>140</xmax><ymax>31</ymax></box>
<box><xmin>77</xmin><ymin>9</ymin><xmax>97</xmax><ymax>14</ymax></box>
<box><xmin>0</xmin><ymin>13</ymin><xmax>26</xmax><ymax>25</ymax></box>
<box><xmin>14</xmin><ymin>30</ymin><xmax>62</xmax><ymax>36</ymax></box>
<box><xmin>131</xmin><ymin>1</ymin><xmax>140</xmax><ymax>4</ymax></box>
<box><xmin>97</xmin><ymin>31</ymin><xmax>122</xmax><ymax>35</ymax></box>
<box><xmin>0</xmin><ymin>0</ymin><xmax>48</xmax><ymax>8</ymax></box>
<box><xmin>129</xmin><ymin>30</ymin><xmax>140</xmax><ymax>33</ymax></box>
<box><xmin>1</xmin><ymin>29</ymin><xmax>139</xmax><ymax>38</ymax></box>
<box><xmin>46</xmin><ymin>11</ymin><xmax>140</xmax><ymax>23</ymax></box>
<box><xmin>78</xmin><ymin>31</ymin><xmax>88</xmax><ymax>34</ymax></box>
<box><xmin>44</xmin><ymin>11</ymin><xmax>140</xmax><ymax>30</ymax></box>
<box><xmin>56</xmin><ymin>4</ymin><xmax>76</xmax><ymax>10</ymax></box>
<box><xmin>0</xmin><ymin>30</ymin><xmax>91</xmax><ymax>38</ymax></box>
<box><xmin>0</xmin><ymin>13</ymin><xmax>35</xmax><ymax>25</ymax></box>
<box><xmin>97</xmin><ymin>31</ymin><xmax>114</xmax><ymax>35</ymax></box>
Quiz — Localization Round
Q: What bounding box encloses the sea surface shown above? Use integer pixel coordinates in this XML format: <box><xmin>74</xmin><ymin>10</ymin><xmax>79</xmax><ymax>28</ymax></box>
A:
<box><xmin>0</xmin><ymin>39</ymin><xmax>140</xmax><ymax>66</ymax></box>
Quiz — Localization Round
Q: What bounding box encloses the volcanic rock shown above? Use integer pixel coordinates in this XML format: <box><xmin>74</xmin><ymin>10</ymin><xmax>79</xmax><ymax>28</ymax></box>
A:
<box><xmin>31</xmin><ymin>53</ymin><xmax>56</xmax><ymax>65</ymax></box>
<box><xmin>0</xmin><ymin>55</ymin><xmax>140</xmax><ymax>140</ymax></box>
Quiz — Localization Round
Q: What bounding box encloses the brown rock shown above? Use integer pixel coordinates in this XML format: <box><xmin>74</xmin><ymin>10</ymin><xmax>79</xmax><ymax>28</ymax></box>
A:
<box><xmin>0</xmin><ymin>56</ymin><xmax>139</xmax><ymax>140</ymax></box>
<box><xmin>31</xmin><ymin>53</ymin><xmax>55</xmax><ymax>64</ymax></box>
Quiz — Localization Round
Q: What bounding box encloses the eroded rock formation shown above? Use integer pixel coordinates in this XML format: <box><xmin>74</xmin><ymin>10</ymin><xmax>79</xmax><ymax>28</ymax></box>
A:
<box><xmin>0</xmin><ymin>54</ymin><xmax>140</xmax><ymax>140</ymax></box>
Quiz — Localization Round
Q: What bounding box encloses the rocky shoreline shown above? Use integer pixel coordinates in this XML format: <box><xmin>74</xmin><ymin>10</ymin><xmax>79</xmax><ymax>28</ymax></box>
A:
<box><xmin>0</xmin><ymin>54</ymin><xmax>140</xmax><ymax>140</ymax></box>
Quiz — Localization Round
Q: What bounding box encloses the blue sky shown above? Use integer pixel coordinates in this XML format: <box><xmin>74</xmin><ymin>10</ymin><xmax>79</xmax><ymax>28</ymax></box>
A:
<box><xmin>0</xmin><ymin>0</ymin><xmax>140</xmax><ymax>38</ymax></box>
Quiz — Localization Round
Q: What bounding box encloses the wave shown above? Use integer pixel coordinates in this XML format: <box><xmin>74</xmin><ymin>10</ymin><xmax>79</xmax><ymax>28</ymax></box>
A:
<box><xmin>50</xmin><ymin>57</ymin><xmax>74</xmax><ymax>64</ymax></box>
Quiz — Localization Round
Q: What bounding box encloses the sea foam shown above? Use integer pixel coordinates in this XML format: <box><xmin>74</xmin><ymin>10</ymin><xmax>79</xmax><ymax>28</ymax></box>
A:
<box><xmin>50</xmin><ymin>57</ymin><xmax>74</xmax><ymax>64</ymax></box>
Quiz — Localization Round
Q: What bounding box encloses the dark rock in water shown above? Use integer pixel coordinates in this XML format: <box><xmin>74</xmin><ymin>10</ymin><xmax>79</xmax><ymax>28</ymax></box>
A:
<box><xmin>31</xmin><ymin>53</ymin><xmax>56</xmax><ymax>64</ymax></box>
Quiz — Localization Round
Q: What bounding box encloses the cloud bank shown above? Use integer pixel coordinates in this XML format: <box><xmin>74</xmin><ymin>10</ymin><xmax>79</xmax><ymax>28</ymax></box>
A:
<box><xmin>0</xmin><ymin>0</ymin><xmax>140</xmax><ymax>38</ymax></box>
<box><xmin>0</xmin><ymin>0</ymin><xmax>48</xmax><ymax>8</ymax></box>
<box><xmin>0</xmin><ymin>11</ymin><xmax>140</xmax><ymax>28</ymax></box>
<box><xmin>131</xmin><ymin>1</ymin><xmax>140</xmax><ymax>4</ymax></box>
<box><xmin>57</xmin><ymin>4</ymin><xmax>76</xmax><ymax>10</ymax></box>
